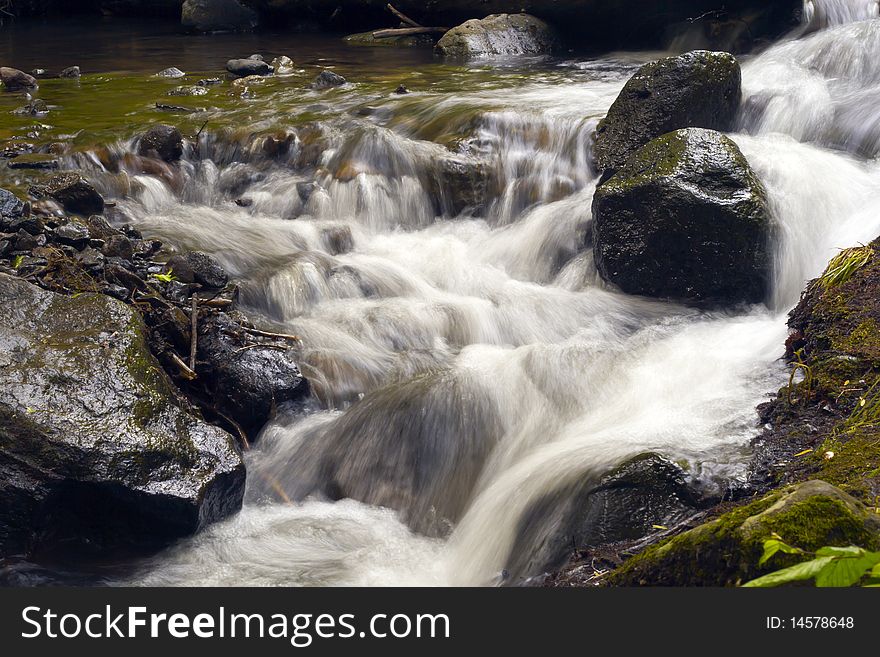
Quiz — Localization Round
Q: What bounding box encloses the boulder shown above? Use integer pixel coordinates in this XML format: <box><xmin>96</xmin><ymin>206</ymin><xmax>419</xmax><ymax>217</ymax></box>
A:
<box><xmin>225</xmin><ymin>58</ymin><xmax>272</xmax><ymax>77</ymax></box>
<box><xmin>435</xmin><ymin>13</ymin><xmax>559</xmax><ymax>58</ymax></box>
<box><xmin>593</xmin><ymin>50</ymin><xmax>742</xmax><ymax>176</ymax></box>
<box><xmin>0</xmin><ymin>67</ymin><xmax>38</xmax><ymax>92</ymax></box>
<box><xmin>29</xmin><ymin>173</ymin><xmax>105</xmax><ymax>216</ymax></box>
<box><xmin>182</xmin><ymin>0</ymin><xmax>259</xmax><ymax>32</ymax></box>
<box><xmin>592</xmin><ymin>128</ymin><xmax>771</xmax><ymax>307</ymax></box>
<box><xmin>165</xmin><ymin>251</ymin><xmax>229</xmax><ymax>289</ymax></box>
<box><xmin>196</xmin><ymin>312</ymin><xmax>310</xmax><ymax>433</ymax></box>
<box><xmin>609</xmin><ymin>481</ymin><xmax>880</xmax><ymax>586</ymax></box>
<box><xmin>137</xmin><ymin>124</ymin><xmax>184</xmax><ymax>162</ymax></box>
<box><xmin>508</xmin><ymin>453</ymin><xmax>703</xmax><ymax>581</ymax></box>
<box><xmin>426</xmin><ymin>154</ymin><xmax>497</xmax><ymax>217</ymax></box>
<box><xmin>0</xmin><ymin>274</ymin><xmax>245</xmax><ymax>558</ymax></box>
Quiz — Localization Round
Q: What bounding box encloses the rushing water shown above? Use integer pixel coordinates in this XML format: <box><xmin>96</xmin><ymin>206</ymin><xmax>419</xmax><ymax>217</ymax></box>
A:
<box><xmin>5</xmin><ymin>8</ymin><xmax>880</xmax><ymax>586</ymax></box>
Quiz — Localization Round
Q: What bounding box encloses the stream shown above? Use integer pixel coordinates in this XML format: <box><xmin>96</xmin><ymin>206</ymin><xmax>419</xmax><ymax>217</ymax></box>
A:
<box><xmin>3</xmin><ymin>3</ymin><xmax>880</xmax><ymax>586</ymax></box>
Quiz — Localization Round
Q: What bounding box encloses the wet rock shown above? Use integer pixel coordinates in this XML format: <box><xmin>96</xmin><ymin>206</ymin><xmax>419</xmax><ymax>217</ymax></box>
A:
<box><xmin>165</xmin><ymin>251</ymin><xmax>229</xmax><ymax>289</ymax></box>
<box><xmin>296</xmin><ymin>181</ymin><xmax>321</xmax><ymax>203</ymax></box>
<box><xmin>196</xmin><ymin>312</ymin><xmax>310</xmax><ymax>433</ymax></box>
<box><xmin>0</xmin><ymin>189</ymin><xmax>30</xmax><ymax>224</ymax></box>
<box><xmin>225</xmin><ymin>58</ymin><xmax>272</xmax><ymax>77</ymax></box>
<box><xmin>427</xmin><ymin>154</ymin><xmax>497</xmax><ymax>216</ymax></box>
<box><xmin>0</xmin><ymin>274</ymin><xmax>245</xmax><ymax>558</ymax></box>
<box><xmin>198</xmin><ymin>77</ymin><xmax>223</xmax><ymax>86</ymax></box>
<box><xmin>84</xmin><ymin>214</ymin><xmax>117</xmax><ymax>241</ymax></box>
<box><xmin>593</xmin><ymin>50</ymin><xmax>741</xmax><ymax>176</ymax></box>
<box><xmin>13</xmin><ymin>99</ymin><xmax>49</xmax><ymax>117</ymax></box>
<box><xmin>271</xmin><ymin>55</ymin><xmax>296</xmax><ymax>75</ymax></box>
<box><xmin>13</xmin><ymin>229</ymin><xmax>41</xmax><ymax>252</ymax></box>
<box><xmin>168</xmin><ymin>85</ymin><xmax>208</xmax><ymax>97</ymax></box>
<box><xmin>395</xmin><ymin>84</ymin><xmax>410</xmax><ymax>94</ymax></box>
<box><xmin>592</xmin><ymin>128</ymin><xmax>771</xmax><ymax>307</ymax></box>
<box><xmin>101</xmin><ymin>234</ymin><xmax>135</xmax><ymax>260</ymax></box>
<box><xmin>183</xmin><ymin>0</ymin><xmax>259</xmax><ymax>32</ymax></box>
<box><xmin>311</xmin><ymin>70</ymin><xmax>347</xmax><ymax>89</ymax></box>
<box><xmin>609</xmin><ymin>481</ymin><xmax>880</xmax><ymax>586</ymax></box>
<box><xmin>30</xmin><ymin>173</ymin><xmax>105</xmax><ymax>216</ymax></box>
<box><xmin>344</xmin><ymin>30</ymin><xmax>437</xmax><ymax>48</ymax></box>
<box><xmin>52</xmin><ymin>221</ymin><xmax>90</xmax><ymax>248</ymax></box>
<box><xmin>217</xmin><ymin>162</ymin><xmax>265</xmax><ymax>196</ymax></box>
<box><xmin>508</xmin><ymin>453</ymin><xmax>704</xmax><ymax>581</ymax></box>
<box><xmin>157</xmin><ymin>67</ymin><xmax>186</xmax><ymax>78</ymax></box>
<box><xmin>7</xmin><ymin>153</ymin><xmax>58</xmax><ymax>170</ymax></box>
<box><xmin>0</xmin><ymin>67</ymin><xmax>38</xmax><ymax>92</ymax></box>
<box><xmin>321</xmin><ymin>225</ymin><xmax>354</xmax><ymax>255</ymax></box>
<box><xmin>59</xmin><ymin>66</ymin><xmax>81</xmax><ymax>79</ymax></box>
<box><xmin>137</xmin><ymin>124</ymin><xmax>184</xmax><ymax>162</ymax></box>
<box><xmin>436</xmin><ymin>14</ymin><xmax>559</xmax><ymax>58</ymax></box>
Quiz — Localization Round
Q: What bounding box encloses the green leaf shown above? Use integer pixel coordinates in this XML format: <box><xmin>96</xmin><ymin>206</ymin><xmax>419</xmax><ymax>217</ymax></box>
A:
<box><xmin>815</xmin><ymin>553</ymin><xmax>880</xmax><ymax>588</ymax></box>
<box><xmin>743</xmin><ymin>556</ymin><xmax>835</xmax><ymax>587</ymax></box>
<box><xmin>815</xmin><ymin>546</ymin><xmax>867</xmax><ymax>557</ymax></box>
<box><xmin>759</xmin><ymin>538</ymin><xmax>804</xmax><ymax>565</ymax></box>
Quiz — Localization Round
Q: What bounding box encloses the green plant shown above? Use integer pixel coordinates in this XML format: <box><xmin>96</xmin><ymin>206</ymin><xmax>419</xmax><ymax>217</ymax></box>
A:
<box><xmin>150</xmin><ymin>270</ymin><xmax>176</xmax><ymax>283</ymax></box>
<box><xmin>787</xmin><ymin>348</ymin><xmax>813</xmax><ymax>406</ymax></box>
<box><xmin>12</xmin><ymin>254</ymin><xmax>24</xmax><ymax>269</ymax></box>
<box><xmin>817</xmin><ymin>245</ymin><xmax>873</xmax><ymax>290</ymax></box>
<box><xmin>743</xmin><ymin>535</ymin><xmax>880</xmax><ymax>587</ymax></box>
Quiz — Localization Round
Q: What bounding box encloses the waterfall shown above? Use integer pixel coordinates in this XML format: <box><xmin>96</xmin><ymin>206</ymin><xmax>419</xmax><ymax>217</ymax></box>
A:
<box><xmin>95</xmin><ymin>29</ymin><xmax>880</xmax><ymax>586</ymax></box>
<box><xmin>803</xmin><ymin>0</ymin><xmax>879</xmax><ymax>30</ymax></box>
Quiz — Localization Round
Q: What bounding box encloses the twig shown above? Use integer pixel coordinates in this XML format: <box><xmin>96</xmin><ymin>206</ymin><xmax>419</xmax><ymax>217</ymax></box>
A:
<box><xmin>234</xmin><ymin>343</ymin><xmax>290</xmax><ymax>354</ymax></box>
<box><xmin>201</xmin><ymin>297</ymin><xmax>233</xmax><ymax>308</ymax></box>
<box><xmin>386</xmin><ymin>3</ymin><xmax>421</xmax><ymax>28</ymax></box>
<box><xmin>242</xmin><ymin>327</ymin><xmax>302</xmax><ymax>343</ymax></box>
<box><xmin>196</xmin><ymin>119</ymin><xmax>209</xmax><ymax>139</ymax></box>
<box><xmin>169</xmin><ymin>352</ymin><xmax>197</xmax><ymax>380</ymax></box>
<box><xmin>372</xmin><ymin>27</ymin><xmax>448</xmax><ymax>38</ymax></box>
<box><xmin>189</xmin><ymin>294</ymin><xmax>198</xmax><ymax>371</ymax></box>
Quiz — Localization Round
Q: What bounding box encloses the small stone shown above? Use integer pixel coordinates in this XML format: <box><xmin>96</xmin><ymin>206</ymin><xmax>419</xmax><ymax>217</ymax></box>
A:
<box><xmin>103</xmin><ymin>284</ymin><xmax>130</xmax><ymax>301</ymax></box>
<box><xmin>53</xmin><ymin>221</ymin><xmax>91</xmax><ymax>248</ymax></box>
<box><xmin>226</xmin><ymin>58</ymin><xmax>271</xmax><ymax>77</ymax></box>
<box><xmin>30</xmin><ymin>174</ymin><xmax>105</xmax><ymax>216</ymax></box>
<box><xmin>166</xmin><ymin>251</ymin><xmax>229</xmax><ymax>289</ymax></box>
<box><xmin>137</xmin><ymin>124</ymin><xmax>184</xmax><ymax>162</ymax></box>
<box><xmin>59</xmin><ymin>66</ymin><xmax>81</xmax><ymax>79</ymax></box>
<box><xmin>102</xmin><ymin>234</ymin><xmax>135</xmax><ymax>260</ymax></box>
<box><xmin>198</xmin><ymin>77</ymin><xmax>223</xmax><ymax>86</ymax></box>
<box><xmin>7</xmin><ymin>153</ymin><xmax>58</xmax><ymax>170</ymax></box>
<box><xmin>168</xmin><ymin>85</ymin><xmax>208</xmax><ymax>97</ymax></box>
<box><xmin>75</xmin><ymin>247</ymin><xmax>105</xmax><ymax>269</ymax></box>
<box><xmin>311</xmin><ymin>70</ymin><xmax>347</xmax><ymax>89</ymax></box>
<box><xmin>394</xmin><ymin>84</ymin><xmax>410</xmax><ymax>94</ymax></box>
<box><xmin>157</xmin><ymin>67</ymin><xmax>186</xmax><ymax>78</ymax></box>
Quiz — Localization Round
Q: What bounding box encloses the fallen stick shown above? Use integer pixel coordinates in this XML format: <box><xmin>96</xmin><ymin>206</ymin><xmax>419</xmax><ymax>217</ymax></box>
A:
<box><xmin>169</xmin><ymin>352</ymin><xmax>197</xmax><ymax>380</ymax></box>
<box><xmin>234</xmin><ymin>343</ymin><xmax>290</xmax><ymax>355</ymax></box>
<box><xmin>189</xmin><ymin>294</ymin><xmax>198</xmax><ymax>371</ymax></box>
<box><xmin>372</xmin><ymin>27</ymin><xmax>448</xmax><ymax>38</ymax></box>
<box><xmin>243</xmin><ymin>327</ymin><xmax>302</xmax><ymax>343</ymax></box>
<box><xmin>386</xmin><ymin>3</ymin><xmax>421</xmax><ymax>28</ymax></box>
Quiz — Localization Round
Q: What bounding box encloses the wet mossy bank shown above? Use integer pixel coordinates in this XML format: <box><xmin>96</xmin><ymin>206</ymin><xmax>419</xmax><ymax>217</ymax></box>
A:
<box><xmin>553</xmin><ymin>240</ymin><xmax>880</xmax><ymax>587</ymax></box>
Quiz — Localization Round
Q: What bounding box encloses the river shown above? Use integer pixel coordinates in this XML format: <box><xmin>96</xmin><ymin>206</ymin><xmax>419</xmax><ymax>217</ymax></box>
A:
<box><xmin>2</xmin><ymin>2</ymin><xmax>880</xmax><ymax>586</ymax></box>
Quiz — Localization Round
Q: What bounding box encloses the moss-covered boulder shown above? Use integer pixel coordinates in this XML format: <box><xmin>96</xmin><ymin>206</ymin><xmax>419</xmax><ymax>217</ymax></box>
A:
<box><xmin>609</xmin><ymin>480</ymin><xmax>880</xmax><ymax>586</ymax></box>
<box><xmin>0</xmin><ymin>274</ymin><xmax>245</xmax><ymax>559</ymax></box>
<box><xmin>435</xmin><ymin>14</ymin><xmax>559</xmax><ymax>58</ymax></box>
<box><xmin>593</xmin><ymin>50</ymin><xmax>741</xmax><ymax>176</ymax></box>
<box><xmin>592</xmin><ymin>128</ymin><xmax>771</xmax><ymax>307</ymax></box>
<box><xmin>344</xmin><ymin>31</ymin><xmax>437</xmax><ymax>48</ymax></box>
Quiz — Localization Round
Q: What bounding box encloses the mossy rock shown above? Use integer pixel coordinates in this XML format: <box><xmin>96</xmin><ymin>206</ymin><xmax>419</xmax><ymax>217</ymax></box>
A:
<box><xmin>435</xmin><ymin>13</ymin><xmax>560</xmax><ymax>58</ymax></box>
<box><xmin>593</xmin><ymin>50</ymin><xmax>741</xmax><ymax>176</ymax></box>
<box><xmin>344</xmin><ymin>31</ymin><xmax>437</xmax><ymax>48</ymax></box>
<box><xmin>592</xmin><ymin>128</ymin><xmax>771</xmax><ymax>307</ymax></box>
<box><xmin>609</xmin><ymin>480</ymin><xmax>880</xmax><ymax>586</ymax></box>
<box><xmin>0</xmin><ymin>273</ymin><xmax>245</xmax><ymax>559</ymax></box>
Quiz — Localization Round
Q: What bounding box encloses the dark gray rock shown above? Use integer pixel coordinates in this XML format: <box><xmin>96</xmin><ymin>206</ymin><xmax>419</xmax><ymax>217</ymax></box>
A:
<box><xmin>593</xmin><ymin>50</ymin><xmax>742</xmax><ymax>176</ymax></box>
<box><xmin>102</xmin><ymin>234</ymin><xmax>135</xmax><ymax>260</ymax></box>
<box><xmin>311</xmin><ymin>70</ymin><xmax>347</xmax><ymax>89</ymax></box>
<box><xmin>52</xmin><ymin>221</ymin><xmax>91</xmax><ymax>248</ymax></box>
<box><xmin>592</xmin><ymin>128</ymin><xmax>771</xmax><ymax>307</ymax></box>
<box><xmin>0</xmin><ymin>274</ymin><xmax>245</xmax><ymax>558</ymax></box>
<box><xmin>168</xmin><ymin>85</ymin><xmax>208</xmax><ymax>97</ymax></box>
<box><xmin>137</xmin><ymin>124</ymin><xmax>184</xmax><ymax>162</ymax></box>
<box><xmin>165</xmin><ymin>251</ymin><xmax>229</xmax><ymax>289</ymax></box>
<box><xmin>197</xmin><ymin>312</ymin><xmax>310</xmax><ymax>433</ymax></box>
<box><xmin>226</xmin><ymin>58</ymin><xmax>272</xmax><ymax>77</ymax></box>
<box><xmin>0</xmin><ymin>67</ymin><xmax>38</xmax><ymax>92</ymax></box>
<box><xmin>59</xmin><ymin>66</ymin><xmax>81</xmax><ymax>79</ymax></box>
<box><xmin>0</xmin><ymin>189</ymin><xmax>29</xmax><ymax>224</ymax></box>
<box><xmin>507</xmin><ymin>452</ymin><xmax>703</xmax><ymax>581</ymax></box>
<box><xmin>435</xmin><ymin>13</ymin><xmax>559</xmax><ymax>58</ymax></box>
<box><xmin>29</xmin><ymin>174</ymin><xmax>105</xmax><ymax>216</ymax></box>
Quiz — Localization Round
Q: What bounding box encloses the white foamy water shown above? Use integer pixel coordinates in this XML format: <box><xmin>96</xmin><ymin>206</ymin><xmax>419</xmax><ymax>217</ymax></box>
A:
<box><xmin>103</xmin><ymin>18</ymin><xmax>880</xmax><ymax>586</ymax></box>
